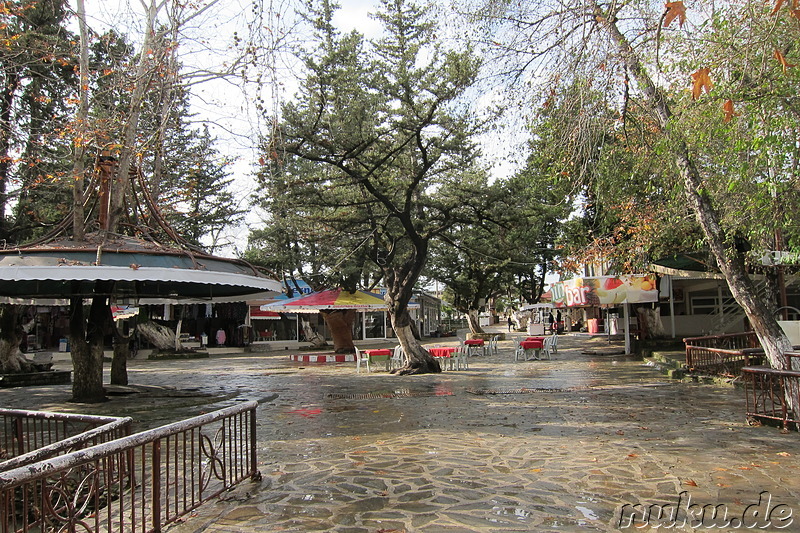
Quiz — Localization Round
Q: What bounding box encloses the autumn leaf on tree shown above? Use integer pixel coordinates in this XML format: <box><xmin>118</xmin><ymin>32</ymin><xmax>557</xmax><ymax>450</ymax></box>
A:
<box><xmin>664</xmin><ymin>1</ymin><xmax>687</xmax><ymax>27</ymax></box>
<box><xmin>774</xmin><ymin>49</ymin><xmax>796</xmax><ymax>74</ymax></box>
<box><xmin>691</xmin><ymin>68</ymin><xmax>713</xmax><ymax>99</ymax></box>
<box><xmin>771</xmin><ymin>0</ymin><xmax>786</xmax><ymax>14</ymax></box>
<box><xmin>722</xmin><ymin>99</ymin><xmax>740</xmax><ymax>123</ymax></box>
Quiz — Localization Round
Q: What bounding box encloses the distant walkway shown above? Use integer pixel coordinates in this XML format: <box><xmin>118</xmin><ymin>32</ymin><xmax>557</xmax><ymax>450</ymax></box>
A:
<box><xmin>5</xmin><ymin>331</ymin><xmax>799</xmax><ymax>531</ymax></box>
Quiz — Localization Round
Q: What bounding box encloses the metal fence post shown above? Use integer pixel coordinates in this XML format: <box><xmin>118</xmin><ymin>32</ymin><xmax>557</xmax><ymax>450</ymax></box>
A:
<box><xmin>152</xmin><ymin>438</ymin><xmax>161</xmax><ymax>532</ymax></box>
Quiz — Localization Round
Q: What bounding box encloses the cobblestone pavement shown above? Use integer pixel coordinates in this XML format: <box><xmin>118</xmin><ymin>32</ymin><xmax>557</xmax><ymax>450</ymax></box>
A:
<box><xmin>5</xmin><ymin>331</ymin><xmax>800</xmax><ymax>532</ymax></box>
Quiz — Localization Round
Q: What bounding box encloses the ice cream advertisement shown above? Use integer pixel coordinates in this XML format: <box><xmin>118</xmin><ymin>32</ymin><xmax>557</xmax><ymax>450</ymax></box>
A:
<box><xmin>550</xmin><ymin>275</ymin><xmax>658</xmax><ymax>307</ymax></box>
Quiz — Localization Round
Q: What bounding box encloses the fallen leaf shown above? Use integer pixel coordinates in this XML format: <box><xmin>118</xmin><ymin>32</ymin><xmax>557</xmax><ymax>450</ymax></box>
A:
<box><xmin>627</xmin><ymin>453</ymin><xmax>639</xmax><ymax>458</ymax></box>
<box><xmin>664</xmin><ymin>1</ymin><xmax>687</xmax><ymax>27</ymax></box>
<box><xmin>777</xmin><ymin>451</ymin><xmax>792</xmax><ymax>457</ymax></box>
<box><xmin>691</xmin><ymin>68</ymin><xmax>713</xmax><ymax>99</ymax></box>
<box><xmin>684</xmin><ymin>479</ymin><xmax>698</xmax><ymax>487</ymax></box>
<box><xmin>616</xmin><ymin>430</ymin><xmax>625</xmax><ymax>435</ymax></box>
<box><xmin>771</xmin><ymin>0</ymin><xmax>786</xmax><ymax>14</ymax></box>
<box><xmin>530</xmin><ymin>468</ymin><xmax>542</xmax><ymax>473</ymax></box>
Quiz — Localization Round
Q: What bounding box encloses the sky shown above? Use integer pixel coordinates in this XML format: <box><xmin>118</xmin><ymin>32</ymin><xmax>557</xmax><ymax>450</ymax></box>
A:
<box><xmin>75</xmin><ymin>0</ymin><xmax>526</xmax><ymax>257</ymax></box>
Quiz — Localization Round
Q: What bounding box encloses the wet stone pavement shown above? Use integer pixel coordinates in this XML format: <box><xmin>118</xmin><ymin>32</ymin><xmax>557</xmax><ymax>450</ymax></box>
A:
<box><xmin>5</xmin><ymin>332</ymin><xmax>800</xmax><ymax>532</ymax></box>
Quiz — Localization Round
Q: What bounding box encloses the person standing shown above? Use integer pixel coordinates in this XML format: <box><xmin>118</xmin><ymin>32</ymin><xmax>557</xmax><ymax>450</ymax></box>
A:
<box><xmin>547</xmin><ymin>311</ymin><xmax>555</xmax><ymax>334</ymax></box>
<box><xmin>507</xmin><ymin>315</ymin><xmax>513</xmax><ymax>332</ymax></box>
<box><xmin>216</xmin><ymin>328</ymin><xmax>227</xmax><ymax>346</ymax></box>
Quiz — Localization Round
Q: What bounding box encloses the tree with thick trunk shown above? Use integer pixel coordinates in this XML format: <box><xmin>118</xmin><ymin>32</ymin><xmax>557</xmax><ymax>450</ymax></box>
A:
<box><xmin>268</xmin><ymin>0</ymin><xmax>484</xmax><ymax>374</ymax></box>
<box><xmin>0</xmin><ymin>305</ymin><xmax>33</xmax><ymax>374</ymax></box>
<box><xmin>69</xmin><ymin>292</ymin><xmax>108</xmax><ymax>403</ymax></box>
<box><xmin>593</xmin><ymin>6</ymin><xmax>793</xmax><ymax>368</ymax></box>
<box><xmin>320</xmin><ymin>310</ymin><xmax>357</xmax><ymax>353</ymax></box>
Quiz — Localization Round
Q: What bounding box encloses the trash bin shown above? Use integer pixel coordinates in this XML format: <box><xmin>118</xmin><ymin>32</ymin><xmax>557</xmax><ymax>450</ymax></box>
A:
<box><xmin>58</xmin><ymin>338</ymin><xmax>69</xmax><ymax>352</ymax></box>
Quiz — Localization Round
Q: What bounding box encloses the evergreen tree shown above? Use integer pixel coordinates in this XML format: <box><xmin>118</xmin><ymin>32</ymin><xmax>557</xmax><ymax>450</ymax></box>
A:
<box><xmin>0</xmin><ymin>0</ymin><xmax>77</xmax><ymax>244</ymax></box>
<box><xmin>261</xmin><ymin>0</ymin><xmax>484</xmax><ymax>372</ymax></box>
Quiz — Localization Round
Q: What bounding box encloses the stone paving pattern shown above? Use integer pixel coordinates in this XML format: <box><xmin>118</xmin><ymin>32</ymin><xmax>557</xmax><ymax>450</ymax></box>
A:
<box><xmin>5</xmin><ymin>330</ymin><xmax>800</xmax><ymax>532</ymax></box>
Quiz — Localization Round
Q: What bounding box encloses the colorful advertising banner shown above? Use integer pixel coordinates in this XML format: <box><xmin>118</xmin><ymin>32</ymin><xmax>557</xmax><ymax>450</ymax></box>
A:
<box><xmin>550</xmin><ymin>275</ymin><xmax>658</xmax><ymax>307</ymax></box>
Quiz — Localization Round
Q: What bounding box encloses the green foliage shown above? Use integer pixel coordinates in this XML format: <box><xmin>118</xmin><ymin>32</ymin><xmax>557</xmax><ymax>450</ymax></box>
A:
<box><xmin>252</xmin><ymin>0</ymin><xmax>484</xmax><ymax>312</ymax></box>
<box><xmin>0</xmin><ymin>0</ymin><xmax>77</xmax><ymax>243</ymax></box>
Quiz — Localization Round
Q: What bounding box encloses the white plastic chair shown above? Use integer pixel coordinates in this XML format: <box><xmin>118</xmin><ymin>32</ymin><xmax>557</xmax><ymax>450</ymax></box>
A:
<box><xmin>355</xmin><ymin>347</ymin><xmax>370</xmax><ymax>373</ymax></box>
<box><xmin>391</xmin><ymin>345</ymin><xmax>407</xmax><ymax>369</ymax></box>
<box><xmin>455</xmin><ymin>344</ymin><xmax>469</xmax><ymax>370</ymax></box>
<box><xmin>550</xmin><ymin>333</ymin><xmax>558</xmax><ymax>354</ymax></box>
<box><xmin>489</xmin><ymin>335</ymin><xmax>499</xmax><ymax>356</ymax></box>
<box><xmin>541</xmin><ymin>336</ymin><xmax>555</xmax><ymax>360</ymax></box>
<box><xmin>513</xmin><ymin>336</ymin><xmax>525</xmax><ymax>361</ymax></box>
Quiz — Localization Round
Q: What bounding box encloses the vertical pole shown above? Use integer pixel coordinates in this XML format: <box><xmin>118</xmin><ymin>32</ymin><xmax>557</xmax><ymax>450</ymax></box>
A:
<box><xmin>249</xmin><ymin>407</ymin><xmax>257</xmax><ymax>479</ymax></box>
<box><xmin>623</xmin><ymin>302</ymin><xmax>631</xmax><ymax>355</ymax></box>
<box><xmin>152</xmin><ymin>439</ymin><xmax>161</xmax><ymax>532</ymax></box>
<box><xmin>667</xmin><ymin>275</ymin><xmax>676</xmax><ymax>338</ymax></box>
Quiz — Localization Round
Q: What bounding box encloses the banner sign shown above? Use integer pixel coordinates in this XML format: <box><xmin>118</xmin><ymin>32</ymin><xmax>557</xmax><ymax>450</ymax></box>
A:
<box><xmin>550</xmin><ymin>275</ymin><xmax>658</xmax><ymax>307</ymax></box>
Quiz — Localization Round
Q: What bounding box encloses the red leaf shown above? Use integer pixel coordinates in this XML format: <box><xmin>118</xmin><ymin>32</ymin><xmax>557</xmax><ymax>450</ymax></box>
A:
<box><xmin>690</xmin><ymin>68</ymin><xmax>713</xmax><ymax>99</ymax></box>
<box><xmin>774</xmin><ymin>49</ymin><xmax>796</xmax><ymax>74</ymax></box>
<box><xmin>664</xmin><ymin>1</ymin><xmax>687</xmax><ymax>27</ymax></box>
<box><xmin>722</xmin><ymin>99</ymin><xmax>740</xmax><ymax>123</ymax></box>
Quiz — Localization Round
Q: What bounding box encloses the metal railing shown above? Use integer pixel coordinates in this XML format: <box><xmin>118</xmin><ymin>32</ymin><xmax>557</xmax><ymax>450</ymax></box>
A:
<box><xmin>742</xmin><ymin>366</ymin><xmax>800</xmax><ymax>431</ymax></box>
<box><xmin>0</xmin><ymin>400</ymin><xmax>259</xmax><ymax>533</ymax></box>
<box><xmin>1</xmin><ymin>409</ymin><xmax>131</xmax><ymax>465</ymax></box>
<box><xmin>683</xmin><ymin>332</ymin><xmax>762</xmax><ymax>375</ymax></box>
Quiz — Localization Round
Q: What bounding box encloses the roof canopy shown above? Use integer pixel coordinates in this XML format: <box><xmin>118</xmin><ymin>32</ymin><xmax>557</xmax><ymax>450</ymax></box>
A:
<box><xmin>0</xmin><ymin>234</ymin><xmax>282</xmax><ymax>301</ymax></box>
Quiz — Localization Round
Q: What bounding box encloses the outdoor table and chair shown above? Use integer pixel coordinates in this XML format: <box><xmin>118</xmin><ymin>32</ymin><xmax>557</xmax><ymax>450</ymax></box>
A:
<box><xmin>463</xmin><ymin>338</ymin><xmax>486</xmax><ymax>356</ymax></box>
<box><xmin>429</xmin><ymin>345</ymin><xmax>468</xmax><ymax>370</ymax></box>
<box><xmin>514</xmin><ymin>335</ymin><xmax>555</xmax><ymax>361</ymax></box>
<box><xmin>356</xmin><ymin>347</ymin><xmax>393</xmax><ymax>372</ymax></box>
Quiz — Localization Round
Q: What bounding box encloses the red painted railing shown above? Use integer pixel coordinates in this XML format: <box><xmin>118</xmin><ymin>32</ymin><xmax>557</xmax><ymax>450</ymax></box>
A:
<box><xmin>0</xmin><ymin>401</ymin><xmax>259</xmax><ymax>532</ymax></box>
<box><xmin>683</xmin><ymin>332</ymin><xmax>762</xmax><ymax>375</ymax></box>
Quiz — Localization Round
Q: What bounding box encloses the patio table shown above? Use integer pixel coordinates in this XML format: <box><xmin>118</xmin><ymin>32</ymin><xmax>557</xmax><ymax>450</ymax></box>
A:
<box><xmin>464</xmin><ymin>338</ymin><xmax>486</xmax><ymax>356</ymax></box>
<box><xmin>364</xmin><ymin>349</ymin><xmax>392</xmax><ymax>371</ymax></box>
<box><xmin>520</xmin><ymin>339</ymin><xmax>543</xmax><ymax>360</ymax></box>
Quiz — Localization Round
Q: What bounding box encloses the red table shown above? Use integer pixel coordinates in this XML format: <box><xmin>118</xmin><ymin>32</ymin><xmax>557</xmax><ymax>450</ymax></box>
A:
<box><xmin>520</xmin><ymin>339</ymin><xmax>543</xmax><ymax>360</ymax></box>
<box><xmin>364</xmin><ymin>349</ymin><xmax>392</xmax><ymax>357</ymax></box>
<box><xmin>464</xmin><ymin>338</ymin><xmax>485</xmax><ymax>356</ymax></box>
<box><xmin>364</xmin><ymin>349</ymin><xmax>392</xmax><ymax>371</ymax></box>
<box><xmin>525</xmin><ymin>336</ymin><xmax>545</xmax><ymax>342</ymax></box>
<box><xmin>429</xmin><ymin>346</ymin><xmax>457</xmax><ymax>358</ymax></box>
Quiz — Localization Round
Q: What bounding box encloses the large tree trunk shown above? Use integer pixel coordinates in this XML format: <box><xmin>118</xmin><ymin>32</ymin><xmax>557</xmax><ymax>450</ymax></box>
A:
<box><xmin>139</xmin><ymin>320</ymin><xmax>182</xmax><ymax>351</ymax></box>
<box><xmin>0</xmin><ymin>305</ymin><xmax>32</xmax><ymax>374</ymax></box>
<box><xmin>299</xmin><ymin>317</ymin><xmax>327</xmax><ymax>348</ymax></box>
<box><xmin>69</xmin><ymin>294</ymin><xmax>107</xmax><ymax>403</ymax></box>
<box><xmin>635</xmin><ymin>306</ymin><xmax>665</xmax><ymax>339</ymax></box>
<box><xmin>390</xmin><ymin>308</ymin><xmax>441</xmax><ymax>375</ymax></box>
<box><xmin>320</xmin><ymin>310</ymin><xmax>356</xmax><ymax>353</ymax></box>
<box><xmin>597</xmin><ymin>7</ymin><xmax>794</xmax><ymax>405</ymax></box>
<box><xmin>466</xmin><ymin>309</ymin><xmax>484</xmax><ymax>335</ymax></box>
<box><xmin>110</xmin><ymin>320</ymin><xmax>133</xmax><ymax>386</ymax></box>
